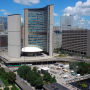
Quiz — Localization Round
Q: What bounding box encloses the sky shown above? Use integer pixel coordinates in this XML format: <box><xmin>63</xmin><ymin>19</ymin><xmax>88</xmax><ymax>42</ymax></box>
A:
<box><xmin>0</xmin><ymin>0</ymin><xmax>90</xmax><ymax>29</ymax></box>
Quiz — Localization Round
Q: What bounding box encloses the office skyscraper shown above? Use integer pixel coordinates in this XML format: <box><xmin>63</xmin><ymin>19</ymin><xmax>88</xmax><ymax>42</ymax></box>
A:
<box><xmin>24</xmin><ymin>5</ymin><xmax>54</xmax><ymax>56</ymax></box>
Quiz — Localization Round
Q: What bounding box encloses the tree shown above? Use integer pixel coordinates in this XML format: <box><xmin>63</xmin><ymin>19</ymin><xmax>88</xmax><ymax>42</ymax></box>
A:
<box><xmin>17</xmin><ymin>65</ymin><xmax>31</xmax><ymax>79</ymax></box>
<box><xmin>43</xmin><ymin>72</ymin><xmax>51</xmax><ymax>82</ymax></box>
<box><xmin>4</xmin><ymin>87</ymin><xmax>9</xmax><ymax>90</ymax></box>
<box><xmin>70</xmin><ymin>62</ymin><xmax>90</xmax><ymax>75</ymax></box>
<box><xmin>43</xmin><ymin>72</ymin><xmax>56</xmax><ymax>84</ymax></box>
<box><xmin>17</xmin><ymin>66</ymin><xmax>56</xmax><ymax>89</ymax></box>
<box><xmin>34</xmin><ymin>77</ymin><xmax>43</xmax><ymax>89</ymax></box>
<box><xmin>7</xmin><ymin>71</ymin><xmax>16</xmax><ymax>84</ymax></box>
<box><xmin>32</xmin><ymin>67</ymin><xmax>37</xmax><ymax>72</ymax></box>
<box><xmin>0</xmin><ymin>67</ymin><xmax>5</xmax><ymax>74</ymax></box>
<box><xmin>11</xmin><ymin>85</ymin><xmax>19</xmax><ymax>90</ymax></box>
<box><xmin>77</xmin><ymin>62</ymin><xmax>89</xmax><ymax>75</ymax></box>
<box><xmin>50</xmin><ymin>76</ymin><xmax>56</xmax><ymax>83</ymax></box>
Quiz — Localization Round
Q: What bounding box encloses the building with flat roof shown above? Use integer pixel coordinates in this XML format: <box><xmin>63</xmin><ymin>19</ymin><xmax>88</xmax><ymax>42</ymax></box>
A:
<box><xmin>24</xmin><ymin>5</ymin><xmax>54</xmax><ymax>56</ymax></box>
<box><xmin>62</xmin><ymin>29</ymin><xmax>90</xmax><ymax>57</ymax></box>
<box><xmin>60</xmin><ymin>14</ymin><xmax>73</xmax><ymax>31</ymax></box>
<box><xmin>43</xmin><ymin>83</ymin><xmax>69</xmax><ymax>90</ymax></box>
<box><xmin>8</xmin><ymin>14</ymin><xmax>21</xmax><ymax>58</ymax></box>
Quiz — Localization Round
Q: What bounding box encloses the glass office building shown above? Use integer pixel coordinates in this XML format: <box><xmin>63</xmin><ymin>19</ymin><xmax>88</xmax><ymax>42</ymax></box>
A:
<box><xmin>0</xmin><ymin>16</ymin><xmax>7</xmax><ymax>32</ymax></box>
<box><xmin>24</xmin><ymin>5</ymin><xmax>54</xmax><ymax>56</ymax></box>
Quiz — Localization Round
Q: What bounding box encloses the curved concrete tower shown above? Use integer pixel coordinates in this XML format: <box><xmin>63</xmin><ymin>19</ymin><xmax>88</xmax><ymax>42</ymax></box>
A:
<box><xmin>8</xmin><ymin>14</ymin><xmax>21</xmax><ymax>58</ymax></box>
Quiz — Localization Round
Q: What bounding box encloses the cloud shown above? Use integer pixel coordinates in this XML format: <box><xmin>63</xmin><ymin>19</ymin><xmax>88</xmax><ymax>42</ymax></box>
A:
<box><xmin>13</xmin><ymin>0</ymin><xmax>40</xmax><ymax>5</ymax></box>
<box><xmin>88</xmin><ymin>21</ymin><xmax>90</xmax><ymax>24</ymax></box>
<box><xmin>64</xmin><ymin>0</ymin><xmax>90</xmax><ymax>16</ymax></box>
<box><xmin>78</xmin><ymin>18</ymin><xmax>85</xmax><ymax>25</ymax></box>
<box><xmin>0</xmin><ymin>9</ymin><xmax>11</xmax><ymax>15</ymax></box>
<box><xmin>0</xmin><ymin>9</ymin><xmax>6</xmax><ymax>12</ymax></box>
<box><xmin>73</xmin><ymin>15</ymin><xmax>80</xmax><ymax>21</ymax></box>
<box><xmin>63</xmin><ymin>0</ymin><xmax>90</xmax><ymax>29</ymax></box>
<box><xmin>54</xmin><ymin>13</ymin><xmax>58</xmax><ymax>16</ymax></box>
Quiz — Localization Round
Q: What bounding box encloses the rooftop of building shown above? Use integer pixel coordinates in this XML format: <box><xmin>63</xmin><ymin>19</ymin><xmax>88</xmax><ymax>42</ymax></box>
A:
<box><xmin>24</xmin><ymin>4</ymin><xmax>54</xmax><ymax>10</ymax></box>
<box><xmin>43</xmin><ymin>83</ymin><xmax>69</xmax><ymax>90</ymax></box>
<box><xmin>8</xmin><ymin>14</ymin><xmax>21</xmax><ymax>16</ymax></box>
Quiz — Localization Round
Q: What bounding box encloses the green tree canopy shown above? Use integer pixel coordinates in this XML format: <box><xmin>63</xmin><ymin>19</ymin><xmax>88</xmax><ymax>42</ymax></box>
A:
<box><xmin>17</xmin><ymin>65</ymin><xmax>31</xmax><ymax>79</ymax></box>
<box><xmin>43</xmin><ymin>72</ymin><xmax>56</xmax><ymax>84</ymax></box>
<box><xmin>4</xmin><ymin>87</ymin><xmax>9</xmax><ymax>90</ymax></box>
<box><xmin>7</xmin><ymin>71</ymin><xmax>16</xmax><ymax>84</ymax></box>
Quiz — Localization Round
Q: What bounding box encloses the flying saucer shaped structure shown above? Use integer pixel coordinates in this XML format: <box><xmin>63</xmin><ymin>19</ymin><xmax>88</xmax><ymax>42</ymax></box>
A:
<box><xmin>22</xmin><ymin>47</ymin><xmax>43</xmax><ymax>53</ymax></box>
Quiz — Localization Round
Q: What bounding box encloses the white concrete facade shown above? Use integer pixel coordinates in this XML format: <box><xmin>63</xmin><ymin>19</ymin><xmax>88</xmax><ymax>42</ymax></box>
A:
<box><xmin>8</xmin><ymin>14</ymin><xmax>21</xmax><ymax>58</ymax></box>
<box><xmin>47</xmin><ymin>5</ymin><xmax>54</xmax><ymax>56</ymax></box>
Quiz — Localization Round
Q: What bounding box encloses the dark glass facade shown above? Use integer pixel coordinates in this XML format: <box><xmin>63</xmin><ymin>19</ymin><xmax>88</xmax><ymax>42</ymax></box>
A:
<box><xmin>0</xmin><ymin>16</ymin><xmax>7</xmax><ymax>32</ymax></box>
<box><xmin>28</xmin><ymin>9</ymin><xmax>48</xmax><ymax>50</ymax></box>
<box><xmin>24</xmin><ymin>5</ymin><xmax>53</xmax><ymax>56</ymax></box>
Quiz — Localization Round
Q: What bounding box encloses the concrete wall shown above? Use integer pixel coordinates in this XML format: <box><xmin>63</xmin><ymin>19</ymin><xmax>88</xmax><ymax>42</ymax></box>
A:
<box><xmin>24</xmin><ymin>9</ymin><xmax>28</xmax><ymax>47</ymax></box>
<box><xmin>8</xmin><ymin>14</ymin><xmax>21</xmax><ymax>58</ymax></box>
<box><xmin>87</xmin><ymin>31</ymin><xmax>90</xmax><ymax>57</ymax></box>
<box><xmin>48</xmin><ymin>5</ymin><xmax>54</xmax><ymax>56</ymax></box>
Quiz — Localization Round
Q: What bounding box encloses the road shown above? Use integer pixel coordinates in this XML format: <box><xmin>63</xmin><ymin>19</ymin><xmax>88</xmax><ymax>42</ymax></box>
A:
<box><xmin>16</xmin><ymin>75</ymin><xmax>33</xmax><ymax>90</ymax></box>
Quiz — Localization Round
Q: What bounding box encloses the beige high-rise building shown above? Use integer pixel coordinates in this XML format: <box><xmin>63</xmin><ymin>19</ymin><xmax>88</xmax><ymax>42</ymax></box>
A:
<box><xmin>8</xmin><ymin>14</ymin><xmax>21</xmax><ymax>58</ymax></box>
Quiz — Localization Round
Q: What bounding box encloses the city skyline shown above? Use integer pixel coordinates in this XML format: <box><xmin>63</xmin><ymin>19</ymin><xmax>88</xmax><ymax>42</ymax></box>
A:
<box><xmin>0</xmin><ymin>0</ymin><xmax>90</xmax><ymax>29</ymax></box>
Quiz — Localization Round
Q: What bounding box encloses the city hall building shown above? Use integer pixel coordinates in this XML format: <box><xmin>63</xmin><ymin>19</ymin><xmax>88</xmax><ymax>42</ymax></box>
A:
<box><xmin>0</xmin><ymin>5</ymin><xmax>55</xmax><ymax>65</ymax></box>
<box><xmin>24</xmin><ymin>5</ymin><xmax>54</xmax><ymax>56</ymax></box>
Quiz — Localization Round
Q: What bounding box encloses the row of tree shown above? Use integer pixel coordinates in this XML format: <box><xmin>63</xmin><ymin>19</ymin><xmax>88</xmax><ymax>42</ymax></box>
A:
<box><xmin>17</xmin><ymin>66</ymin><xmax>56</xmax><ymax>89</ymax></box>
<box><xmin>0</xmin><ymin>67</ymin><xmax>16</xmax><ymax>85</ymax></box>
<box><xmin>69</xmin><ymin>62</ymin><xmax>90</xmax><ymax>75</ymax></box>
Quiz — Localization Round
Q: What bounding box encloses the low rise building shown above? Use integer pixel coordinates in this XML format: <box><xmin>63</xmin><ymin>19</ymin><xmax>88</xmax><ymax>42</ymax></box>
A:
<box><xmin>43</xmin><ymin>83</ymin><xmax>69</xmax><ymax>90</ymax></box>
<box><xmin>62</xmin><ymin>30</ymin><xmax>90</xmax><ymax>57</ymax></box>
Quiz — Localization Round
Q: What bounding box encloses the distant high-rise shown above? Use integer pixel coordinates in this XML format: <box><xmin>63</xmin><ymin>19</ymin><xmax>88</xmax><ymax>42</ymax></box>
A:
<box><xmin>0</xmin><ymin>16</ymin><xmax>7</xmax><ymax>32</ymax></box>
<box><xmin>53</xmin><ymin>26</ymin><xmax>62</xmax><ymax>49</ymax></box>
<box><xmin>0</xmin><ymin>33</ymin><xmax>7</xmax><ymax>48</ymax></box>
<box><xmin>24</xmin><ymin>5</ymin><xmax>54</xmax><ymax>56</ymax></box>
<box><xmin>60</xmin><ymin>14</ymin><xmax>73</xmax><ymax>31</ymax></box>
